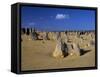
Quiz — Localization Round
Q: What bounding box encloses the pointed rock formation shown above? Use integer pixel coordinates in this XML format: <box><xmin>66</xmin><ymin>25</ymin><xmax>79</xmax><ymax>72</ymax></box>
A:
<box><xmin>52</xmin><ymin>40</ymin><xmax>64</xmax><ymax>58</ymax></box>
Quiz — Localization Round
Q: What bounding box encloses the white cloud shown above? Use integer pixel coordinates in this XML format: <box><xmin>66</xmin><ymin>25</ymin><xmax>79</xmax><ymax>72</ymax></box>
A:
<box><xmin>55</xmin><ymin>14</ymin><xmax>69</xmax><ymax>19</ymax></box>
<box><xmin>29</xmin><ymin>22</ymin><xmax>35</xmax><ymax>26</ymax></box>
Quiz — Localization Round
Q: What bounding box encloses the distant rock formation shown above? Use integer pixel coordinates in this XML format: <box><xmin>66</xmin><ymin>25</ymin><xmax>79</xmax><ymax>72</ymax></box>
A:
<box><xmin>47</xmin><ymin>32</ymin><xmax>58</xmax><ymax>40</ymax></box>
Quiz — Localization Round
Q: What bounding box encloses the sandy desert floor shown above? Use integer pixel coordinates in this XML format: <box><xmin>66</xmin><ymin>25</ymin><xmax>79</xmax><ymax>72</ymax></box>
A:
<box><xmin>21</xmin><ymin>35</ymin><xmax>95</xmax><ymax>71</ymax></box>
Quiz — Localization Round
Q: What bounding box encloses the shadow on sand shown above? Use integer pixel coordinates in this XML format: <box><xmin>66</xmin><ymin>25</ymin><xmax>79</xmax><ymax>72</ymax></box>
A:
<box><xmin>80</xmin><ymin>49</ymin><xmax>91</xmax><ymax>56</ymax></box>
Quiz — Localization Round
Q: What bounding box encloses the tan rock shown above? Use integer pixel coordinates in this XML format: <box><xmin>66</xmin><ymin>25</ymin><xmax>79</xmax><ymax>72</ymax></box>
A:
<box><xmin>52</xmin><ymin>41</ymin><xmax>64</xmax><ymax>58</ymax></box>
<box><xmin>48</xmin><ymin>32</ymin><xmax>57</xmax><ymax>40</ymax></box>
<box><xmin>67</xmin><ymin>43</ymin><xmax>80</xmax><ymax>56</ymax></box>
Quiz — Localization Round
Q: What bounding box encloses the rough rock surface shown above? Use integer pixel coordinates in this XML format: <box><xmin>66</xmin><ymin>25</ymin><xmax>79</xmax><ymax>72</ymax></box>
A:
<box><xmin>52</xmin><ymin>40</ymin><xmax>64</xmax><ymax>58</ymax></box>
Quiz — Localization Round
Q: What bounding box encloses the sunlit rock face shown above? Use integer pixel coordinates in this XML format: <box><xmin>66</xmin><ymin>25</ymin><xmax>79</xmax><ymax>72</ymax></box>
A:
<box><xmin>60</xmin><ymin>32</ymin><xmax>67</xmax><ymax>44</ymax></box>
<box><xmin>47</xmin><ymin>32</ymin><xmax>58</xmax><ymax>40</ymax></box>
<box><xmin>67</xmin><ymin>42</ymin><xmax>80</xmax><ymax>56</ymax></box>
<box><xmin>52</xmin><ymin>40</ymin><xmax>64</xmax><ymax>58</ymax></box>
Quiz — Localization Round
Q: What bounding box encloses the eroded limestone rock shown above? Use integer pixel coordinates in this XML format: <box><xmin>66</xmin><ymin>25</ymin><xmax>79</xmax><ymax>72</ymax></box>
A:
<box><xmin>52</xmin><ymin>40</ymin><xmax>64</xmax><ymax>58</ymax></box>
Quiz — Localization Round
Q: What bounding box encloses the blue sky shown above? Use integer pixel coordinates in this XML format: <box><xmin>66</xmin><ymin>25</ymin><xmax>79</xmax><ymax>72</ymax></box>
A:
<box><xmin>21</xmin><ymin>6</ymin><xmax>95</xmax><ymax>31</ymax></box>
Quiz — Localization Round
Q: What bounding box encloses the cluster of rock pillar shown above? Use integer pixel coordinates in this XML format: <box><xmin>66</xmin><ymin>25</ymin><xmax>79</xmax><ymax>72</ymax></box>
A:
<box><xmin>53</xmin><ymin>38</ymin><xmax>80</xmax><ymax>58</ymax></box>
<box><xmin>21</xmin><ymin>28</ymin><xmax>95</xmax><ymax>58</ymax></box>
